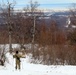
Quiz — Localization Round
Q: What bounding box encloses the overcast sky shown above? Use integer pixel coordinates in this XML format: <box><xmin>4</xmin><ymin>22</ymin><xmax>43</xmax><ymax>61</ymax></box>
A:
<box><xmin>0</xmin><ymin>0</ymin><xmax>76</xmax><ymax>10</ymax></box>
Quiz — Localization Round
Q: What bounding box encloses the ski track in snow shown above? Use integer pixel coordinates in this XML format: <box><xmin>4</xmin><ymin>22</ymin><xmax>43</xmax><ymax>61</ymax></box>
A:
<box><xmin>0</xmin><ymin>52</ymin><xmax>76</xmax><ymax>75</ymax></box>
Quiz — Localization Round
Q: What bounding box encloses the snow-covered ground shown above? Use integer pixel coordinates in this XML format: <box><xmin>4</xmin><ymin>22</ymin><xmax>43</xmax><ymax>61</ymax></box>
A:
<box><xmin>0</xmin><ymin>52</ymin><xmax>76</xmax><ymax>75</ymax></box>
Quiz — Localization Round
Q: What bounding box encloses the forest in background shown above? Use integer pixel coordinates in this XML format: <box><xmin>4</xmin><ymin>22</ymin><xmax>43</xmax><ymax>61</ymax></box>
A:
<box><xmin>0</xmin><ymin>0</ymin><xmax>76</xmax><ymax>65</ymax></box>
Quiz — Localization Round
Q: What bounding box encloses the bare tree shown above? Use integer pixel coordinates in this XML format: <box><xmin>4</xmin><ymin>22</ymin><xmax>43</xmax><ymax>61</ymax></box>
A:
<box><xmin>23</xmin><ymin>0</ymin><xmax>42</xmax><ymax>57</ymax></box>
<box><xmin>0</xmin><ymin>0</ymin><xmax>16</xmax><ymax>53</ymax></box>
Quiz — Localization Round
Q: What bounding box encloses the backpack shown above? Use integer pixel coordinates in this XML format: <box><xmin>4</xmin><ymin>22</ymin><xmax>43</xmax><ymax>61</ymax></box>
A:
<box><xmin>16</xmin><ymin>55</ymin><xmax>21</xmax><ymax>62</ymax></box>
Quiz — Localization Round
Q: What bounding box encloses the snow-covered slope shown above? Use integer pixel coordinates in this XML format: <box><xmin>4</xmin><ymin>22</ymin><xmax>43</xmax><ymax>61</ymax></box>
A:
<box><xmin>0</xmin><ymin>52</ymin><xmax>76</xmax><ymax>75</ymax></box>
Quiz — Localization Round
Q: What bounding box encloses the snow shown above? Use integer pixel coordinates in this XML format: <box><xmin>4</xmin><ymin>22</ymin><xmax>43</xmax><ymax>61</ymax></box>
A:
<box><xmin>0</xmin><ymin>52</ymin><xmax>76</xmax><ymax>75</ymax></box>
<box><xmin>0</xmin><ymin>44</ymin><xmax>32</xmax><ymax>51</ymax></box>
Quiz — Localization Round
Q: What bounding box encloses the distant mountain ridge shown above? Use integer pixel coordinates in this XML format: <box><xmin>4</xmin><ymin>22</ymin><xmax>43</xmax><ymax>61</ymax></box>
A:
<box><xmin>52</xmin><ymin>11</ymin><xmax>71</xmax><ymax>16</ymax></box>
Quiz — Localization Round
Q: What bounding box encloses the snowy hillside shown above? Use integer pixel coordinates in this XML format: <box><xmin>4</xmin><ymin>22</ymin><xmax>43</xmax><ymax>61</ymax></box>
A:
<box><xmin>0</xmin><ymin>52</ymin><xmax>76</xmax><ymax>75</ymax></box>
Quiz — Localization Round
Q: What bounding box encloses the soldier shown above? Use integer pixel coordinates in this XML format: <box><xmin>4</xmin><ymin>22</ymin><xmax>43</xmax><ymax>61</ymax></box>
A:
<box><xmin>13</xmin><ymin>50</ymin><xmax>25</xmax><ymax>70</ymax></box>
